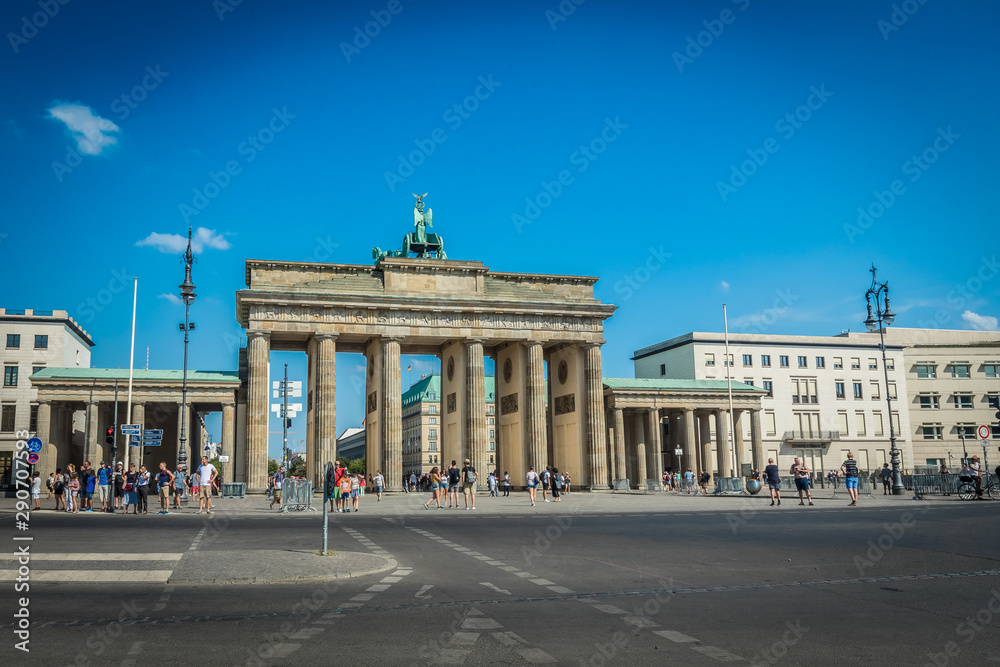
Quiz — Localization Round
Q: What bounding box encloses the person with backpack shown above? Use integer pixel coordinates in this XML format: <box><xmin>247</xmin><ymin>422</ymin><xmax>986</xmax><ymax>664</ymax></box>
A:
<box><xmin>338</xmin><ymin>470</ymin><xmax>353</xmax><ymax>512</ymax></box>
<box><xmin>540</xmin><ymin>467</ymin><xmax>551</xmax><ymax>502</ymax></box>
<box><xmin>53</xmin><ymin>467</ymin><xmax>65</xmax><ymax>511</ymax></box>
<box><xmin>97</xmin><ymin>462</ymin><xmax>111</xmax><ymax>512</ymax></box>
<box><xmin>551</xmin><ymin>467</ymin><xmax>563</xmax><ymax>502</ymax></box>
<box><xmin>373</xmin><ymin>469</ymin><xmax>385</xmax><ymax>501</ymax></box>
<box><xmin>698</xmin><ymin>470</ymin><xmax>711</xmax><ymax>495</ymax></box>
<box><xmin>841</xmin><ymin>452</ymin><xmax>861</xmax><ymax>506</ymax></box>
<box><xmin>461</xmin><ymin>459</ymin><xmax>477</xmax><ymax>510</ymax></box>
<box><xmin>155</xmin><ymin>463</ymin><xmax>175</xmax><ymax>514</ymax></box>
<box><xmin>447</xmin><ymin>461</ymin><xmax>461</xmax><ymax>508</ymax></box>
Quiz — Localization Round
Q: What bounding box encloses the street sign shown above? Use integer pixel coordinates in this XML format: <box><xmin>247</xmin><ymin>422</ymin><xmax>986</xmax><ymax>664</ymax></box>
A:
<box><xmin>218</xmin><ymin>455</ymin><xmax>230</xmax><ymax>463</ymax></box>
<box><xmin>978</xmin><ymin>425</ymin><xmax>991</xmax><ymax>440</ymax></box>
<box><xmin>142</xmin><ymin>440</ymin><xmax>162</xmax><ymax>447</ymax></box>
<box><xmin>27</xmin><ymin>453</ymin><xmax>39</xmax><ymax>465</ymax></box>
<box><xmin>121</xmin><ymin>424</ymin><xmax>142</xmax><ymax>435</ymax></box>
<box><xmin>674</xmin><ymin>448</ymin><xmax>683</xmax><ymax>456</ymax></box>
<box><xmin>26</xmin><ymin>437</ymin><xmax>43</xmax><ymax>454</ymax></box>
<box><xmin>984</xmin><ymin>439</ymin><xmax>991</xmax><ymax>447</ymax></box>
<box><xmin>142</xmin><ymin>430</ymin><xmax>163</xmax><ymax>440</ymax></box>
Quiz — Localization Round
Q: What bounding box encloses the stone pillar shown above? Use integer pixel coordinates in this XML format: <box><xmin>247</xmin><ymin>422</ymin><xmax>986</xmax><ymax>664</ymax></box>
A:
<box><xmin>131</xmin><ymin>403</ymin><xmax>145</xmax><ymax>470</ymax></box>
<box><xmin>222</xmin><ymin>402</ymin><xmax>235</xmax><ymax>483</ymax></box>
<box><xmin>525</xmin><ymin>341</ymin><xmax>546</xmax><ymax>470</ymax></box>
<box><xmin>35</xmin><ymin>401</ymin><xmax>52</xmax><ymax>475</ymax></box>
<box><xmin>466</xmin><ymin>339</ymin><xmax>487</xmax><ymax>472</ymax></box>
<box><xmin>699</xmin><ymin>413</ymin><xmax>712</xmax><ymax>475</ymax></box>
<box><xmin>647</xmin><ymin>408</ymin><xmax>662</xmax><ymax>482</ymax></box>
<box><xmin>584</xmin><ymin>344</ymin><xmax>607</xmax><ymax>488</ymax></box>
<box><xmin>715</xmin><ymin>409</ymin><xmax>731</xmax><ymax>478</ymax></box>
<box><xmin>733</xmin><ymin>409</ymin><xmax>745</xmax><ymax>475</ymax></box>
<box><xmin>247</xmin><ymin>330</ymin><xmax>270</xmax><ymax>492</ymax></box>
<box><xmin>751</xmin><ymin>409</ymin><xmax>764</xmax><ymax>471</ymax></box>
<box><xmin>313</xmin><ymin>333</ymin><xmax>337</xmax><ymax>485</ymax></box>
<box><xmin>682</xmin><ymin>408</ymin><xmax>696</xmax><ymax>473</ymax></box>
<box><xmin>613</xmin><ymin>408</ymin><xmax>626</xmax><ymax>481</ymax></box>
<box><xmin>606</xmin><ymin>413</ymin><xmax>616</xmax><ymax>487</ymax></box>
<box><xmin>634</xmin><ymin>413</ymin><xmax>647</xmax><ymax>485</ymax></box>
<box><xmin>382</xmin><ymin>338</ymin><xmax>402</xmax><ymax>491</ymax></box>
<box><xmin>84</xmin><ymin>401</ymin><xmax>100</xmax><ymax>465</ymax></box>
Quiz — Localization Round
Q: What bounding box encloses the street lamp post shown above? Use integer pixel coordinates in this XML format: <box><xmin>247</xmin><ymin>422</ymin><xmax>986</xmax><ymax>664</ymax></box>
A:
<box><xmin>864</xmin><ymin>265</ymin><xmax>903</xmax><ymax>495</ymax></box>
<box><xmin>178</xmin><ymin>227</ymin><xmax>197</xmax><ymax>478</ymax></box>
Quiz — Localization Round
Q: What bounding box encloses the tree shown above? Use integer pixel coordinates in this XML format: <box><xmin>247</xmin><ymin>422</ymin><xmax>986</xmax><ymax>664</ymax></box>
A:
<box><xmin>267</xmin><ymin>459</ymin><xmax>279</xmax><ymax>476</ymax></box>
<box><xmin>288</xmin><ymin>455</ymin><xmax>306</xmax><ymax>478</ymax></box>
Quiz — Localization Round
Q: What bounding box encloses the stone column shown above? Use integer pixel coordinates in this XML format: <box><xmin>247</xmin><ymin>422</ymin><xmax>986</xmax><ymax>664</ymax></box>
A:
<box><xmin>584</xmin><ymin>344</ymin><xmax>607</xmax><ymax>489</ymax></box>
<box><xmin>634</xmin><ymin>413</ymin><xmax>647</xmax><ymax>485</ymax></box>
<box><xmin>715</xmin><ymin>409</ymin><xmax>731</xmax><ymax>478</ymax></box>
<box><xmin>222</xmin><ymin>402</ymin><xmax>235</xmax><ymax>483</ymax></box>
<box><xmin>699</xmin><ymin>412</ymin><xmax>712</xmax><ymax>475</ymax></box>
<box><xmin>247</xmin><ymin>330</ymin><xmax>270</xmax><ymax>493</ymax></box>
<box><xmin>733</xmin><ymin>409</ymin><xmax>745</xmax><ymax>475</ymax></box>
<box><xmin>132</xmin><ymin>403</ymin><xmax>145</xmax><ymax>470</ymax></box>
<box><xmin>525</xmin><ymin>341</ymin><xmax>546</xmax><ymax>470</ymax></box>
<box><xmin>606</xmin><ymin>413</ymin><xmax>616</xmax><ymax>487</ymax></box>
<box><xmin>313</xmin><ymin>333</ymin><xmax>337</xmax><ymax>485</ymax></box>
<box><xmin>84</xmin><ymin>401</ymin><xmax>100</xmax><ymax>465</ymax></box>
<box><xmin>35</xmin><ymin>401</ymin><xmax>52</xmax><ymax>475</ymax></box>
<box><xmin>466</xmin><ymin>339</ymin><xmax>487</xmax><ymax>472</ymax></box>
<box><xmin>682</xmin><ymin>408</ymin><xmax>696</xmax><ymax>473</ymax></box>
<box><xmin>382</xmin><ymin>338</ymin><xmax>402</xmax><ymax>491</ymax></box>
<box><xmin>647</xmin><ymin>408</ymin><xmax>662</xmax><ymax>482</ymax></box>
<box><xmin>613</xmin><ymin>408</ymin><xmax>626</xmax><ymax>481</ymax></box>
<box><xmin>751</xmin><ymin>409</ymin><xmax>764</xmax><ymax>471</ymax></box>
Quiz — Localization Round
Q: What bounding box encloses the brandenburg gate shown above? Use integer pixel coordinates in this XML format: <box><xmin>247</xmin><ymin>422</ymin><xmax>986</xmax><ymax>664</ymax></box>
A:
<box><xmin>235</xmin><ymin>196</ymin><xmax>617</xmax><ymax>492</ymax></box>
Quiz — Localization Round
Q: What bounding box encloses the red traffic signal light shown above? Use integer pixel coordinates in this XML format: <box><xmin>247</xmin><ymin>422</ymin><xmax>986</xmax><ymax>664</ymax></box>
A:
<box><xmin>105</xmin><ymin>426</ymin><xmax>115</xmax><ymax>445</ymax></box>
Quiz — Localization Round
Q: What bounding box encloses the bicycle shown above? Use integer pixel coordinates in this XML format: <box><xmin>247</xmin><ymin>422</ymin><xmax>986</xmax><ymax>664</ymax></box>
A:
<box><xmin>956</xmin><ymin>475</ymin><xmax>1000</xmax><ymax>501</ymax></box>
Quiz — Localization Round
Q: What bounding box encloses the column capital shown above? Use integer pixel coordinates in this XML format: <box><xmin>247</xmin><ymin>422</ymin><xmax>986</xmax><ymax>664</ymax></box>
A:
<box><xmin>314</xmin><ymin>332</ymin><xmax>339</xmax><ymax>342</ymax></box>
<box><xmin>247</xmin><ymin>329</ymin><xmax>271</xmax><ymax>341</ymax></box>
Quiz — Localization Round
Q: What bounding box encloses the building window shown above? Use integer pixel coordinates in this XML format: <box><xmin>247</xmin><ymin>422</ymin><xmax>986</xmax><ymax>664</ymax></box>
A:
<box><xmin>885</xmin><ymin>358</ymin><xmax>895</xmax><ymax>370</ymax></box>
<box><xmin>489</xmin><ymin>442</ymin><xmax>495</xmax><ymax>451</ymax></box>
<box><xmin>835</xmin><ymin>382</ymin><xmax>845</xmax><ymax>399</ymax></box>
<box><xmin>987</xmin><ymin>394</ymin><xmax>1000</xmax><ymax>410</ymax></box>
<box><xmin>765</xmin><ymin>411</ymin><xmax>776</xmax><ymax>436</ymax></box>
<box><xmin>488</xmin><ymin>405</ymin><xmax>494</xmax><ymax>415</ymax></box>
<box><xmin>993</xmin><ymin>425</ymin><xmax>1000</xmax><ymax>439</ymax></box>
<box><xmin>779</xmin><ymin>355</ymin><xmax>789</xmax><ymax>368</ymax></box>
<box><xmin>851</xmin><ymin>357</ymin><xmax>861</xmax><ymax>370</ymax></box>
<box><xmin>954</xmin><ymin>394</ymin><xmax>973</xmax><ymax>409</ymax></box>
<box><xmin>957</xmin><ymin>424</ymin><xmax>977</xmax><ymax>438</ymax></box>
<box><xmin>949</xmin><ymin>363</ymin><xmax>971</xmax><ymax>379</ymax></box>
<box><xmin>833</xmin><ymin>357</ymin><xmax>843</xmax><ymax>369</ymax></box>
<box><xmin>428</xmin><ymin>417</ymin><xmax>437</xmax><ymax>424</ymax></box>
<box><xmin>488</xmin><ymin>417</ymin><xmax>494</xmax><ymax>425</ymax></box>
<box><xmin>490</xmin><ymin>430</ymin><xmax>495</xmax><ymax>439</ymax></box>
<box><xmin>868</xmin><ymin>358</ymin><xmax>877</xmax><ymax>370</ymax></box>
<box><xmin>744</xmin><ymin>379</ymin><xmax>754</xmax><ymax>387</ymax></box>
<box><xmin>428</xmin><ymin>429</ymin><xmax>437</xmax><ymax>438</ymax></box>
<box><xmin>761</xmin><ymin>355</ymin><xmax>771</xmax><ymax>367</ymax></box>
<box><xmin>919</xmin><ymin>394</ymin><xmax>940</xmax><ymax>409</ymax></box>
<box><xmin>887</xmin><ymin>382</ymin><xmax>896</xmax><ymax>399</ymax></box>
<box><xmin>797</xmin><ymin>356</ymin><xmax>807</xmax><ymax>368</ymax></box>
<box><xmin>855</xmin><ymin>412</ymin><xmax>866</xmax><ymax>436</ymax></box>
<box><xmin>921</xmin><ymin>424</ymin><xmax>942</xmax><ymax>440</ymax></box>
<box><xmin>428</xmin><ymin>442</ymin><xmax>437</xmax><ymax>451</ymax></box>
<box><xmin>705</xmin><ymin>353</ymin><xmax>715</xmax><ymax>366</ymax></box>
<box><xmin>762</xmin><ymin>380</ymin><xmax>773</xmax><ymax>397</ymax></box>
<box><xmin>32</xmin><ymin>366</ymin><xmax>45</xmax><ymax>375</ymax></box>
<box><xmin>815</xmin><ymin>356</ymin><xmax>825</xmax><ymax>368</ymax></box>
<box><xmin>3</xmin><ymin>366</ymin><xmax>17</xmax><ymax>387</ymax></box>
<box><xmin>838</xmin><ymin>411</ymin><xmax>849</xmax><ymax>436</ymax></box>
<box><xmin>429</xmin><ymin>405</ymin><xmax>437</xmax><ymax>414</ymax></box>
<box><xmin>0</xmin><ymin>405</ymin><xmax>15</xmax><ymax>432</ymax></box>
<box><xmin>853</xmin><ymin>382</ymin><xmax>863</xmax><ymax>399</ymax></box>
<box><xmin>5</xmin><ymin>334</ymin><xmax>19</xmax><ymax>349</ymax></box>
<box><xmin>724</xmin><ymin>354</ymin><xmax>734</xmax><ymax>367</ymax></box>
<box><xmin>29</xmin><ymin>405</ymin><xmax>38</xmax><ymax>432</ymax></box>
<box><xmin>984</xmin><ymin>363</ymin><xmax>999</xmax><ymax>378</ymax></box>
<box><xmin>659</xmin><ymin>363</ymin><xmax>666</xmax><ymax>376</ymax></box>
<box><xmin>870</xmin><ymin>381</ymin><xmax>880</xmax><ymax>400</ymax></box>
<box><xmin>34</xmin><ymin>335</ymin><xmax>48</xmax><ymax>349</ymax></box>
<box><xmin>742</xmin><ymin>354</ymin><xmax>752</xmax><ymax>367</ymax></box>
<box><xmin>915</xmin><ymin>363</ymin><xmax>936</xmax><ymax>379</ymax></box>
<box><xmin>873</xmin><ymin>412</ymin><xmax>884</xmax><ymax>437</ymax></box>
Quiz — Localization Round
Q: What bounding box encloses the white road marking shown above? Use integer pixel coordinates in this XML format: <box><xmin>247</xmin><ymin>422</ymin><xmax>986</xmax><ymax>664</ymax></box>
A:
<box><xmin>4</xmin><ymin>553</ymin><xmax>184</xmax><ymax>561</ymax></box>
<box><xmin>529</xmin><ymin>578</ymin><xmax>555</xmax><ymax>586</ymax></box>
<box><xmin>462</xmin><ymin>617</ymin><xmax>502</xmax><ymax>630</ymax></box>
<box><xmin>594</xmin><ymin>604</ymin><xmax>628</xmax><ymax>614</ymax></box>
<box><xmin>0</xmin><ymin>570</ymin><xmax>173</xmax><ymax>582</ymax></box>
<box><xmin>366</xmin><ymin>584</ymin><xmax>390</xmax><ymax>592</ymax></box>
<box><xmin>691</xmin><ymin>645</ymin><xmax>744</xmax><ymax>662</ymax></box>
<box><xmin>653</xmin><ymin>630</ymin><xmax>698</xmax><ymax>643</ymax></box>
<box><xmin>415</xmin><ymin>584</ymin><xmax>434</xmax><ymax>599</ymax></box>
<box><xmin>480</xmin><ymin>582</ymin><xmax>511</xmax><ymax>595</ymax></box>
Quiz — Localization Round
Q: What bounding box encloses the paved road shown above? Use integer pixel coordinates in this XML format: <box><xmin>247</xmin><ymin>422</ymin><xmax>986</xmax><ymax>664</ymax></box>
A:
<box><xmin>2</xmin><ymin>495</ymin><xmax>999</xmax><ymax>666</ymax></box>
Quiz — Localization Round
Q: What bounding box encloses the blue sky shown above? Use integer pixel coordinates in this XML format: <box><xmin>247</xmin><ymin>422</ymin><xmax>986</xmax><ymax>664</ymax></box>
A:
<box><xmin>3</xmin><ymin>0</ymin><xmax>997</xmax><ymax>458</ymax></box>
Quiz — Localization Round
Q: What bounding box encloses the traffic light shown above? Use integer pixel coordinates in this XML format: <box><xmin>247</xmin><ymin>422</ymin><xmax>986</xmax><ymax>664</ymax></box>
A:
<box><xmin>285</xmin><ymin>418</ymin><xmax>292</xmax><ymax>428</ymax></box>
<box><xmin>105</xmin><ymin>426</ymin><xmax>115</xmax><ymax>445</ymax></box>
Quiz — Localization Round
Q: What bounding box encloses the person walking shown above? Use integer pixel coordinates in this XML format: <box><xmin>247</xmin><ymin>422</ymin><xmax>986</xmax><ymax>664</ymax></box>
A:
<box><xmin>551</xmin><ymin>467</ymin><xmax>563</xmax><ymax>502</ymax></box>
<box><xmin>155</xmin><ymin>463</ymin><xmax>174</xmax><ymax>514</ymax></box>
<box><xmin>373</xmin><ymin>469</ymin><xmax>384</xmax><ymax>501</ymax></box>
<box><xmin>31</xmin><ymin>471</ymin><xmax>42</xmax><ymax>510</ymax></box>
<box><xmin>526</xmin><ymin>466</ymin><xmax>539</xmax><ymax>506</ymax></box>
<box><xmin>764</xmin><ymin>458</ymin><xmax>781</xmax><ymax>506</ymax></box>
<box><xmin>461</xmin><ymin>459</ymin><xmax>477</xmax><ymax>510</ymax></box>
<box><xmin>46</xmin><ymin>472</ymin><xmax>54</xmax><ymax>502</ymax></box>
<box><xmin>136</xmin><ymin>464</ymin><xmax>150</xmax><ymax>514</ymax></box>
<box><xmin>270</xmin><ymin>467</ymin><xmax>284</xmax><ymax>510</ymax></box>
<box><xmin>447</xmin><ymin>461</ymin><xmax>461</xmax><ymax>508</ymax></box>
<box><xmin>350</xmin><ymin>471</ymin><xmax>361</xmax><ymax>511</ymax></box>
<box><xmin>173</xmin><ymin>465</ymin><xmax>186</xmax><ymax>509</ymax></box>
<box><xmin>790</xmin><ymin>457</ymin><xmax>814</xmax><ymax>506</ymax></box>
<box><xmin>196</xmin><ymin>455</ymin><xmax>217</xmax><ymax>514</ymax></box>
<box><xmin>683</xmin><ymin>469</ymin><xmax>696</xmax><ymax>494</ymax></box>
<box><xmin>540</xmin><ymin>466</ymin><xmax>551</xmax><ymax>502</ymax></box>
<box><xmin>880</xmin><ymin>463</ymin><xmax>892</xmax><ymax>495</ymax></box>
<box><xmin>841</xmin><ymin>452</ymin><xmax>860</xmax><ymax>506</ymax></box>
<box><xmin>122</xmin><ymin>464</ymin><xmax>138</xmax><ymax>515</ymax></box>
<box><xmin>698</xmin><ymin>470</ymin><xmax>711</xmax><ymax>495</ymax></box>
<box><xmin>503</xmin><ymin>471</ymin><xmax>510</xmax><ymax>497</ymax></box>
<box><xmin>97</xmin><ymin>462</ymin><xmax>111</xmax><ymax>512</ymax></box>
<box><xmin>424</xmin><ymin>466</ymin><xmax>442</xmax><ymax>509</ymax></box>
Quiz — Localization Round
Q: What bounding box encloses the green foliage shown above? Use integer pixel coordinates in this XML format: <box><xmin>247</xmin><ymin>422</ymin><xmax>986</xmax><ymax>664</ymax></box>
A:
<box><xmin>288</xmin><ymin>455</ymin><xmax>307</xmax><ymax>478</ymax></box>
<box><xmin>343</xmin><ymin>457</ymin><xmax>366</xmax><ymax>475</ymax></box>
<box><xmin>268</xmin><ymin>459</ymin><xmax>279</xmax><ymax>475</ymax></box>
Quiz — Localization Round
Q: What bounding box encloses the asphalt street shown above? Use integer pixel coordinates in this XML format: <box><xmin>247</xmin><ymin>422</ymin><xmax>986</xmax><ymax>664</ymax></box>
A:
<box><xmin>2</xmin><ymin>494</ymin><xmax>999</xmax><ymax>666</ymax></box>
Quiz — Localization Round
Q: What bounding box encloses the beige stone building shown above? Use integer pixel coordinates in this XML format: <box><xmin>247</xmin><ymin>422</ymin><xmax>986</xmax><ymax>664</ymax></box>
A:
<box><xmin>1</xmin><ymin>308</ymin><xmax>92</xmax><ymax>491</ymax></box>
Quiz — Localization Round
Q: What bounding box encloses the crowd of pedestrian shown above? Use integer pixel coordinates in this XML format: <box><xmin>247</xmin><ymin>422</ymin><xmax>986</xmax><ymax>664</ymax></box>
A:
<box><xmin>36</xmin><ymin>456</ymin><xmax>219</xmax><ymax>515</ymax></box>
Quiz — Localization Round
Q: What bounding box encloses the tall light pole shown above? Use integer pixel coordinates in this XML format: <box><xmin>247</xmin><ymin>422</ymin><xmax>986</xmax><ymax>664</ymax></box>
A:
<box><xmin>864</xmin><ymin>265</ymin><xmax>902</xmax><ymax>494</ymax></box>
<box><xmin>178</xmin><ymin>227</ymin><xmax>196</xmax><ymax>475</ymax></box>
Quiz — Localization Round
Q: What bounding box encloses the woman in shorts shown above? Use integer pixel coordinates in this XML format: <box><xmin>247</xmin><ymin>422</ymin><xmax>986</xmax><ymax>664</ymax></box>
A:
<box><xmin>373</xmin><ymin>469</ymin><xmax>384</xmax><ymax>501</ymax></box>
<box><xmin>424</xmin><ymin>466</ymin><xmax>442</xmax><ymax>510</ymax></box>
<box><xmin>526</xmin><ymin>466</ymin><xmax>539</xmax><ymax>506</ymax></box>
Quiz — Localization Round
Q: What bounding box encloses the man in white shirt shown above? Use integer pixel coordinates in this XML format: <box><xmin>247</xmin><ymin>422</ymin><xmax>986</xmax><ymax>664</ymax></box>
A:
<box><xmin>197</xmin><ymin>456</ymin><xmax>217</xmax><ymax>514</ymax></box>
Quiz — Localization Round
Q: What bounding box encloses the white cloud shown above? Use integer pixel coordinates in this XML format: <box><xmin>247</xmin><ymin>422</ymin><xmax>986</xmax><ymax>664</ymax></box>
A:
<box><xmin>720</xmin><ymin>281</ymin><xmax>730</xmax><ymax>292</ymax></box>
<box><xmin>136</xmin><ymin>227</ymin><xmax>232</xmax><ymax>254</ymax></box>
<box><xmin>45</xmin><ymin>102</ymin><xmax>119</xmax><ymax>155</ymax></box>
<box><xmin>158</xmin><ymin>293</ymin><xmax>183</xmax><ymax>306</ymax></box>
<box><xmin>961</xmin><ymin>310</ymin><xmax>998</xmax><ymax>331</ymax></box>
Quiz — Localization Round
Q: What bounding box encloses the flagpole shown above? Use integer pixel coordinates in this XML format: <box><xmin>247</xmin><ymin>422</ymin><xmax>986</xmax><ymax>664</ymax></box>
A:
<box><xmin>723</xmin><ymin>304</ymin><xmax>737</xmax><ymax>477</ymax></box>
<box><xmin>124</xmin><ymin>277</ymin><xmax>138</xmax><ymax>470</ymax></box>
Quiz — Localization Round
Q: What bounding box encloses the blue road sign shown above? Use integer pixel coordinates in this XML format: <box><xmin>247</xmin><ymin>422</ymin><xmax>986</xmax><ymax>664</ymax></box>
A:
<box><xmin>142</xmin><ymin>440</ymin><xmax>162</xmax><ymax>447</ymax></box>
<box><xmin>143</xmin><ymin>429</ymin><xmax>163</xmax><ymax>438</ymax></box>
<box><xmin>26</xmin><ymin>437</ymin><xmax>43</xmax><ymax>454</ymax></box>
<box><xmin>121</xmin><ymin>424</ymin><xmax>142</xmax><ymax>435</ymax></box>
<box><xmin>129</xmin><ymin>435</ymin><xmax>141</xmax><ymax>446</ymax></box>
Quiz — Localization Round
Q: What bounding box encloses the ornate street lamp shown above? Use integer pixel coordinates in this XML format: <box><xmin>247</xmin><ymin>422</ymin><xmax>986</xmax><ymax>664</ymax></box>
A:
<box><xmin>178</xmin><ymin>227</ymin><xmax>196</xmax><ymax>475</ymax></box>
<box><xmin>864</xmin><ymin>265</ymin><xmax>903</xmax><ymax>494</ymax></box>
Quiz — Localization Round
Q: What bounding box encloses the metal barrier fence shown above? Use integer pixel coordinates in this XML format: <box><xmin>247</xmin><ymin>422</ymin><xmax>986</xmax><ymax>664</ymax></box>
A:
<box><xmin>713</xmin><ymin>477</ymin><xmax>747</xmax><ymax>496</ymax></box>
<box><xmin>221</xmin><ymin>482</ymin><xmax>246</xmax><ymax>498</ymax></box>
<box><xmin>912</xmin><ymin>473</ymin><xmax>999</xmax><ymax>499</ymax></box>
<box><xmin>611</xmin><ymin>479</ymin><xmax>632</xmax><ymax>493</ymax></box>
<box><xmin>828</xmin><ymin>476</ymin><xmax>876</xmax><ymax>500</ymax></box>
<box><xmin>280</xmin><ymin>479</ymin><xmax>316</xmax><ymax>512</ymax></box>
<box><xmin>643</xmin><ymin>479</ymin><xmax>661</xmax><ymax>493</ymax></box>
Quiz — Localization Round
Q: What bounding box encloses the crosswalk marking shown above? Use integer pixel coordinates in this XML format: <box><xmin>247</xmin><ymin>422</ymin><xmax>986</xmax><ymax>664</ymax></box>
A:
<box><xmin>654</xmin><ymin>630</ymin><xmax>698</xmax><ymax>643</ymax></box>
<box><xmin>0</xmin><ymin>570</ymin><xmax>173</xmax><ymax>582</ymax></box>
<box><xmin>2</xmin><ymin>553</ymin><xmax>184</xmax><ymax>561</ymax></box>
<box><xmin>691</xmin><ymin>645</ymin><xmax>744</xmax><ymax>662</ymax></box>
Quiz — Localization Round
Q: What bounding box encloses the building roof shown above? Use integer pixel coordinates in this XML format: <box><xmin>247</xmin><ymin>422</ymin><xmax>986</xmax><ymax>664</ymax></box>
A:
<box><xmin>632</xmin><ymin>330</ymin><xmax>909</xmax><ymax>360</ymax></box>
<box><xmin>337</xmin><ymin>427</ymin><xmax>364</xmax><ymax>441</ymax></box>
<box><xmin>30</xmin><ymin>368</ymin><xmax>241</xmax><ymax>383</ymax></box>
<box><xmin>602</xmin><ymin>377</ymin><xmax>767</xmax><ymax>392</ymax></box>
<box><xmin>402</xmin><ymin>373</ymin><xmax>496</xmax><ymax>406</ymax></box>
<box><xmin>1</xmin><ymin>307</ymin><xmax>95</xmax><ymax>347</ymax></box>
